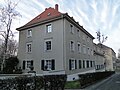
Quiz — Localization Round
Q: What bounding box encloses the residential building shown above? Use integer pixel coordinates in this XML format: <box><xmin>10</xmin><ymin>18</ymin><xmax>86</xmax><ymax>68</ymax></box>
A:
<box><xmin>116</xmin><ymin>58</ymin><xmax>120</xmax><ymax>71</ymax></box>
<box><xmin>16</xmin><ymin>4</ymin><xmax>95</xmax><ymax>81</ymax></box>
<box><xmin>93</xmin><ymin>43</ymin><xmax>105</xmax><ymax>72</ymax></box>
<box><xmin>97</xmin><ymin>44</ymin><xmax>116</xmax><ymax>71</ymax></box>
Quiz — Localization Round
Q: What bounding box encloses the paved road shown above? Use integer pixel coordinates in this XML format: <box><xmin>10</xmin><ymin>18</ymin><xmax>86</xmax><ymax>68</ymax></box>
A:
<box><xmin>85</xmin><ymin>73</ymin><xmax>120</xmax><ymax>90</ymax></box>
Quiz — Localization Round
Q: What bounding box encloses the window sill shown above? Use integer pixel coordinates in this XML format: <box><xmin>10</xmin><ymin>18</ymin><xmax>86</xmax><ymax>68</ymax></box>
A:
<box><xmin>27</xmin><ymin>36</ymin><xmax>32</xmax><ymax>38</ymax></box>
<box><xmin>27</xmin><ymin>52</ymin><xmax>32</xmax><ymax>54</ymax></box>
<box><xmin>45</xmin><ymin>50</ymin><xmax>52</xmax><ymax>52</ymax></box>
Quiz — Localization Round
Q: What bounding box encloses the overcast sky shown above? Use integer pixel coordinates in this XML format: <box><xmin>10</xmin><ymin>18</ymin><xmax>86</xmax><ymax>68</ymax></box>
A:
<box><xmin>0</xmin><ymin>0</ymin><xmax>120</xmax><ymax>56</ymax></box>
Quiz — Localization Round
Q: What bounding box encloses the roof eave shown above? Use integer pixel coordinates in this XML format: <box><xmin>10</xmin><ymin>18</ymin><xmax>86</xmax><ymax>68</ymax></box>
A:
<box><xmin>63</xmin><ymin>13</ymin><xmax>95</xmax><ymax>39</ymax></box>
<box><xmin>16</xmin><ymin>14</ymin><xmax>63</xmax><ymax>31</ymax></box>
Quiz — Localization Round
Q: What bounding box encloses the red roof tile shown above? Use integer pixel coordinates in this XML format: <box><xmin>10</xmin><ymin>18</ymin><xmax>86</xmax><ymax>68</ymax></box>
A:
<box><xmin>25</xmin><ymin>4</ymin><xmax>61</xmax><ymax>26</ymax></box>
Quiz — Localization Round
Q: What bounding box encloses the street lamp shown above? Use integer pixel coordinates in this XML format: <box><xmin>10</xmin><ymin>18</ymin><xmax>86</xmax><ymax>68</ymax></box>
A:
<box><xmin>28</xmin><ymin>66</ymin><xmax>36</xmax><ymax>90</ymax></box>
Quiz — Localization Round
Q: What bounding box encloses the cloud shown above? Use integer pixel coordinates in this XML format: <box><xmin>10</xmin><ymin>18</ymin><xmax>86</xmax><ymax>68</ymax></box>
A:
<box><xmin>1</xmin><ymin>0</ymin><xmax>120</xmax><ymax>56</ymax></box>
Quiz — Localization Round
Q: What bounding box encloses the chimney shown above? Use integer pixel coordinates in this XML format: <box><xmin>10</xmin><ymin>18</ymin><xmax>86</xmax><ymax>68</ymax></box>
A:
<box><xmin>55</xmin><ymin>4</ymin><xmax>58</xmax><ymax>11</ymax></box>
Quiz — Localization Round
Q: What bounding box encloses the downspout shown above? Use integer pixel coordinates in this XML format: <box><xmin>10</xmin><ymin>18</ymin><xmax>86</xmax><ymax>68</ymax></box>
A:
<box><xmin>62</xmin><ymin>15</ymin><xmax>65</xmax><ymax>73</ymax></box>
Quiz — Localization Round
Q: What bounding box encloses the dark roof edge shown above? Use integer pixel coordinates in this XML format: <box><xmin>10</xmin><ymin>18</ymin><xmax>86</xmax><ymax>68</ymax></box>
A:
<box><xmin>16</xmin><ymin>14</ymin><xmax>63</xmax><ymax>31</ymax></box>
<box><xmin>16</xmin><ymin>13</ymin><xmax>94</xmax><ymax>39</ymax></box>
<box><xmin>63</xmin><ymin>13</ymin><xmax>95</xmax><ymax>39</ymax></box>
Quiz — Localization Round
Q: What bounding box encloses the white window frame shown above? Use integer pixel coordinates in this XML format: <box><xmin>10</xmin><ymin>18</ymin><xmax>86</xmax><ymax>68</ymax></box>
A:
<box><xmin>45</xmin><ymin>60</ymin><xmax>52</xmax><ymax>70</ymax></box>
<box><xmin>26</xmin><ymin>61</ymin><xmax>31</xmax><ymax>69</ymax></box>
<box><xmin>26</xmin><ymin>42</ymin><xmax>32</xmax><ymax>53</ymax></box>
<box><xmin>44</xmin><ymin>39</ymin><xmax>52</xmax><ymax>51</ymax></box>
<box><xmin>46</xmin><ymin>24</ymin><xmax>52</xmax><ymax>33</ymax></box>
<box><xmin>70</xmin><ymin>40</ymin><xmax>75</xmax><ymax>51</ymax></box>
<box><xmin>71</xmin><ymin>59</ymin><xmax>76</xmax><ymax>70</ymax></box>
<box><xmin>27</xmin><ymin>29</ymin><xmax>32</xmax><ymax>37</ymax></box>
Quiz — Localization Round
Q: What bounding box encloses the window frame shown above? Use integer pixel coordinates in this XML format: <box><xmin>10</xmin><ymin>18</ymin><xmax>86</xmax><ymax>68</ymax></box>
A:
<box><xmin>41</xmin><ymin>59</ymin><xmax>55</xmax><ymax>71</ymax></box>
<box><xmin>83</xmin><ymin>60</ymin><xmax>85</xmax><ymax>68</ymax></box>
<box><xmin>70</xmin><ymin>40</ymin><xmax>75</xmax><ymax>51</ymax></box>
<box><xmin>83</xmin><ymin>45</ymin><xmax>86</xmax><ymax>54</ymax></box>
<box><xmin>26</xmin><ymin>61</ymin><xmax>32</xmax><ymax>69</ymax></box>
<box><xmin>46</xmin><ymin>24</ymin><xmax>52</xmax><ymax>33</ymax></box>
<box><xmin>77</xmin><ymin>42</ymin><xmax>81</xmax><ymax>53</ymax></box>
<box><xmin>79</xmin><ymin>60</ymin><xmax>82</xmax><ymax>69</ymax></box>
<box><xmin>77</xmin><ymin>29</ymin><xmax>81</xmax><ymax>37</ymax></box>
<box><xmin>44</xmin><ymin>39</ymin><xmax>52</xmax><ymax>51</ymax></box>
<box><xmin>26</xmin><ymin>42</ymin><xmax>32</xmax><ymax>53</ymax></box>
<box><xmin>86</xmin><ymin>60</ymin><xmax>89</xmax><ymax>68</ymax></box>
<box><xmin>70</xmin><ymin>24</ymin><xmax>74</xmax><ymax>34</ymax></box>
<box><xmin>69</xmin><ymin>59</ymin><xmax>77</xmax><ymax>70</ymax></box>
<box><xmin>27</xmin><ymin>29</ymin><xmax>32</xmax><ymax>37</ymax></box>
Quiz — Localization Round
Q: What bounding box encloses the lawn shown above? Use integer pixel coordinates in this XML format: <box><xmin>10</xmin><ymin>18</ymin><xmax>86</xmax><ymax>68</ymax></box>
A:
<box><xmin>65</xmin><ymin>80</ymin><xmax>81</xmax><ymax>89</ymax></box>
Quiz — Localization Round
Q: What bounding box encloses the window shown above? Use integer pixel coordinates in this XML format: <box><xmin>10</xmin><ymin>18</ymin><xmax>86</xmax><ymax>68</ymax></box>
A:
<box><xmin>86</xmin><ymin>61</ymin><xmax>89</xmax><ymax>68</ymax></box>
<box><xmin>79</xmin><ymin>60</ymin><xmax>82</xmax><ymax>69</ymax></box>
<box><xmin>83</xmin><ymin>45</ymin><xmax>86</xmax><ymax>54</ymax></box>
<box><xmin>26</xmin><ymin>43</ymin><xmax>32</xmax><ymax>53</ymax></box>
<box><xmin>83</xmin><ymin>34</ymin><xmax>85</xmax><ymax>40</ymax></box>
<box><xmin>91</xmin><ymin>49</ymin><xmax>93</xmax><ymax>55</ymax></box>
<box><xmin>83</xmin><ymin>60</ymin><xmax>85</xmax><ymax>68</ymax></box>
<box><xmin>46</xmin><ymin>24</ymin><xmax>52</xmax><ymax>33</ymax></box>
<box><xmin>77</xmin><ymin>30</ymin><xmax>80</xmax><ymax>37</ymax></box>
<box><xmin>87</xmin><ymin>37</ymin><xmax>89</xmax><ymax>42</ymax></box>
<box><xmin>87</xmin><ymin>47</ymin><xmax>90</xmax><ymax>55</ymax></box>
<box><xmin>22</xmin><ymin>60</ymin><xmax>33</xmax><ymax>69</ymax></box>
<box><xmin>70</xmin><ymin>24</ymin><xmax>74</xmax><ymax>34</ymax></box>
<box><xmin>69</xmin><ymin>59</ymin><xmax>77</xmax><ymax>70</ymax></box>
<box><xmin>41</xmin><ymin>59</ymin><xmax>55</xmax><ymax>71</ymax></box>
<box><xmin>70</xmin><ymin>41</ymin><xmax>75</xmax><ymax>51</ymax></box>
<box><xmin>90</xmin><ymin>61</ymin><xmax>93</xmax><ymax>67</ymax></box>
<box><xmin>78</xmin><ymin>43</ymin><xmax>81</xmax><ymax>53</ymax></box>
<box><xmin>45</xmin><ymin>40</ymin><xmax>52</xmax><ymax>51</ymax></box>
<box><xmin>27</xmin><ymin>61</ymin><xmax>32</xmax><ymax>68</ymax></box>
<box><xmin>27</xmin><ymin>29</ymin><xmax>32</xmax><ymax>37</ymax></box>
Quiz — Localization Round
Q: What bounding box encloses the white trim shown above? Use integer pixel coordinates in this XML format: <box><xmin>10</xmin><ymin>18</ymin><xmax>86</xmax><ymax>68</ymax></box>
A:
<box><xmin>70</xmin><ymin>40</ymin><xmax>75</xmax><ymax>51</ymax></box>
<box><xmin>77</xmin><ymin>42</ymin><xmax>81</xmax><ymax>53</ymax></box>
<box><xmin>27</xmin><ymin>29</ymin><xmax>32</xmax><ymax>37</ymax></box>
<box><xmin>44</xmin><ymin>39</ymin><xmax>52</xmax><ymax>51</ymax></box>
<box><xmin>26</xmin><ymin>42</ymin><xmax>32</xmax><ymax>53</ymax></box>
<box><xmin>70</xmin><ymin>58</ymin><xmax>76</xmax><ymax>70</ymax></box>
<box><xmin>46</xmin><ymin>23</ymin><xmax>52</xmax><ymax>33</ymax></box>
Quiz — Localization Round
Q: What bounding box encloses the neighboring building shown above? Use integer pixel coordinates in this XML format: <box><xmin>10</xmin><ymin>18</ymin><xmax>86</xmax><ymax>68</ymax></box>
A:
<box><xmin>116</xmin><ymin>58</ymin><xmax>120</xmax><ymax>71</ymax></box>
<box><xmin>93</xmin><ymin>43</ymin><xmax>105</xmax><ymax>72</ymax></box>
<box><xmin>16</xmin><ymin>4</ymin><xmax>96</xmax><ymax>81</ymax></box>
<box><xmin>97</xmin><ymin>44</ymin><xmax>117</xmax><ymax>71</ymax></box>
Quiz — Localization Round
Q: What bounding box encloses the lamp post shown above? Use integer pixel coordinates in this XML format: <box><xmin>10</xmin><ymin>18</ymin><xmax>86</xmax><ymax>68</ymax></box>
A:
<box><xmin>28</xmin><ymin>66</ymin><xmax>36</xmax><ymax>90</ymax></box>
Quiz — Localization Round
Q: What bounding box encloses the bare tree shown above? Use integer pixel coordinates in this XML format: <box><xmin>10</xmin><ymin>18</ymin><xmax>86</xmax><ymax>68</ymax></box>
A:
<box><xmin>0</xmin><ymin>0</ymin><xmax>21</xmax><ymax>71</ymax></box>
<box><xmin>96</xmin><ymin>30</ymin><xmax>108</xmax><ymax>44</ymax></box>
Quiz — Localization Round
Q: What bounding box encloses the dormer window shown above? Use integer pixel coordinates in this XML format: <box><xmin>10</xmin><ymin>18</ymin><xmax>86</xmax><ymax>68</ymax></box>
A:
<box><xmin>47</xmin><ymin>13</ymin><xmax>51</xmax><ymax>16</ymax></box>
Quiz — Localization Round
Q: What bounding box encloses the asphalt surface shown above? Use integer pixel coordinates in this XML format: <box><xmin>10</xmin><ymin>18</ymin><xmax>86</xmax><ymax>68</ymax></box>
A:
<box><xmin>85</xmin><ymin>72</ymin><xmax>120</xmax><ymax>90</ymax></box>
